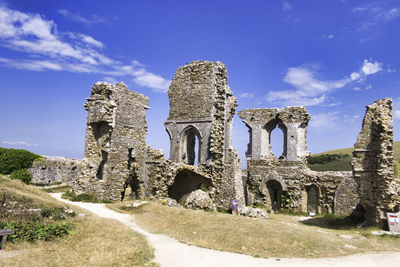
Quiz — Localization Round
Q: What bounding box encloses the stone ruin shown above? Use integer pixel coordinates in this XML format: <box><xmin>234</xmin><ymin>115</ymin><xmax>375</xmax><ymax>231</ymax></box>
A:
<box><xmin>29</xmin><ymin>60</ymin><xmax>399</xmax><ymax>226</ymax></box>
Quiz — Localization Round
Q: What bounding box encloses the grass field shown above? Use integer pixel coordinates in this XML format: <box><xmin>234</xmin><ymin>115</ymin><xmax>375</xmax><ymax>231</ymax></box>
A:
<box><xmin>0</xmin><ymin>176</ymin><xmax>157</xmax><ymax>267</ymax></box>
<box><xmin>307</xmin><ymin>141</ymin><xmax>400</xmax><ymax>171</ymax></box>
<box><xmin>109</xmin><ymin>201</ymin><xmax>400</xmax><ymax>259</ymax></box>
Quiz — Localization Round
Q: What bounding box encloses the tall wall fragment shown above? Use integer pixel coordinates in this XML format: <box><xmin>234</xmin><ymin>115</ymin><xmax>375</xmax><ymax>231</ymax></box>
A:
<box><xmin>73</xmin><ymin>82</ymin><xmax>150</xmax><ymax>201</ymax></box>
<box><xmin>165</xmin><ymin>61</ymin><xmax>244</xmax><ymax>207</ymax></box>
<box><xmin>352</xmin><ymin>98</ymin><xmax>400</xmax><ymax>227</ymax></box>
<box><xmin>239</xmin><ymin>106</ymin><xmax>356</xmax><ymax>214</ymax></box>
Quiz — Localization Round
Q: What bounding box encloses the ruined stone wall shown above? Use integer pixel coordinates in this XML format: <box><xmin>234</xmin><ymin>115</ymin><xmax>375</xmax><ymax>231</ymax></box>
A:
<box><xmin>240</xmin><ymin>106</ymin><xmax>357</xmax><ymax>214</ymax></box>
<box><xmin>245</xmin><ymin>159</ymin><xmax>352</xmax><ymax>213</ymax></box>
<box><xmin>72</xmin><ymin>82</ymin><xmax>149</xmax><ymax>201</ymax></box>
<box><xmin>238</xmin><ymin>107</ymin><xmax>310</xmax><ymax>162</ymax></box>
<box><xmin>352</xmin><ymin>98</ymin><xmax>400</xmax><ymax>227</ymax></box>
<box><xmin>29</xmin><ymin>156</ymin><xmax>82</xmax><ymax>186</ymax></box>
<box><xmin>164</xmin><ymin>61</ymin><xmax>244</xmax><ymax>208</ymax></box>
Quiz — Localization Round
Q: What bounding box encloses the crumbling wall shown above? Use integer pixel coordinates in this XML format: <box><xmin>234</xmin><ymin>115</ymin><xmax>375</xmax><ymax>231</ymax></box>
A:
<box><xmin>29</xmin><ymin>156</ymin><xmax>82</xmax><ymax>185</ymax></box>
<box><xmin>238</xmin><ymin>107</ymin><xmax>310</xmax><ymax>162</ymax></box>
<box><xmin>164</xmin><ymin>61</ymin><xmax>244</xmax><ymax>208</ymax></box>
<box><xmin>72</xmin><ymin>82</ymin><xmax>149</xmax><ymax>201</ymax></box>
<box><xmin>352</xmin><ymin>98</ymin><xmax>400</xmax><ymax>227</ymax></box>
<box><xmin>240</xmin><ymin>106</ymin><xmax>355</xmax><ymax>214</ymax></box>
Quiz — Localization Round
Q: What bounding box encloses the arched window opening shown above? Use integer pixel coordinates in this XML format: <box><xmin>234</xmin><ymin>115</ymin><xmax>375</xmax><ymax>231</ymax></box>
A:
<box><xmin>266</xmin><ymin>180</ymin><xmax>283</xmax><ymax>212</ymax></box>
<box><xmin>306</xmin><ymin>185</ymin><xmax>319</xmax><ymax>215</ymax></box>
<box><xmin>180</xmin><ymin>126</ymin><xmax>201</xmax><ymax>165</ymax></box>
<box><xmin>270</xmin><ymin>127</ymin><xmax>285</xmax><ymax>159</ymax></box>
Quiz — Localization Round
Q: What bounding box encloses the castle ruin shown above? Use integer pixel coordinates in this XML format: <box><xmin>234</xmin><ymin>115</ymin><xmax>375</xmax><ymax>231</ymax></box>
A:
<box><xmin>30</xmin><ymin>60</ymin><xmax>400</xmax><ymax>227</ymax></box>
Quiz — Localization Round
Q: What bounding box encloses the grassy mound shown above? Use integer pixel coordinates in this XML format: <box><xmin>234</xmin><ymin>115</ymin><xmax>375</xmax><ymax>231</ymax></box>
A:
<box><xmin>0</xmin><ymin>176</ymin><xmax>157</xmax><ymax>266</ymax></box>
<box><xmin>109</xmin><ymin>201</ymin><xmax>400</xmax><ymax>258</ymax></box>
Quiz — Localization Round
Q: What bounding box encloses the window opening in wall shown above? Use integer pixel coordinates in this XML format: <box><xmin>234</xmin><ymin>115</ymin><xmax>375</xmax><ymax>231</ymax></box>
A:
<box><xmin>96</xmin><ymin>150</ymin><xmax>108</xmax><ymax>180</ymax></box>
<box><xmin>181</xmin><ymin>127</ymin><xmax>201</xmax><ymax>166</ymax></box>
<box><xmin>266</xmin><ymin>180</ymin><xmax>282</xmax><ymax>212</ymax></box>
<box><xmin>270</xmin><ymin>127</ymin><xmax>284</xmax><ymax>159</ymax></box>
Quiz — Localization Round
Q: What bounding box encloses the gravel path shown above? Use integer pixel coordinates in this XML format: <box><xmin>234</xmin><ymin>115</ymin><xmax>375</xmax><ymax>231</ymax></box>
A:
<box><xmin>50</xmin><ymin>193</ymin><xmax>400</xmax><ymax>267</ymax></box>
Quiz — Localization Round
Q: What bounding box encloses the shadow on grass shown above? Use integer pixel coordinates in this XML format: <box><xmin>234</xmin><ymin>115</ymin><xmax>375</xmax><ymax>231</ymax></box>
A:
<box><xmin>300</xmin><ymin>213</ymin><xmax>365</xmax><ymax>230</ymax></box>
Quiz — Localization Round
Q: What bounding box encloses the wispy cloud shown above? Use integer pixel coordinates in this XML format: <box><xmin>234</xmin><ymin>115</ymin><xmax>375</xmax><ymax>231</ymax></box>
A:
<box><xmin>282</xmin><ymin>2</ymin><xmax>293</xmax><ymax>11</ymax></box>
<box><xmin>238</xmin><ymin>93</ymin><xmax>255</xmax><ymax>99</ymax></box>
<box><xmin>0</xmin><ymin>5</ymin><xmax>170</xmax><ymax>92</ymax></box>
<box><xmin>3</xmin><ymin>141</ymin><xmax>37</xmax><ymax>147</ymax></box>
<box><xmin>58</xmin><ymin>9</ymin><xmax>110</xmax><ymax>26</ymax></box>
<box><xmin>322</xmin><ymin>34</ymin><xmax>334</xmax><ymax>39</ymax></box>
<box><xmin>353</xmin><ymin>3</ymin><xmax>400</xmax><ymax>30</ymax></box>
<box><xmin>309</xmin><ymin>112</ymin><xmax>340</xmax><ymax>130</ymax></box>
<box><xmin>266</xmin><ymin>59</ymin><xmax>383</xmax><ymax>106</ymax></box>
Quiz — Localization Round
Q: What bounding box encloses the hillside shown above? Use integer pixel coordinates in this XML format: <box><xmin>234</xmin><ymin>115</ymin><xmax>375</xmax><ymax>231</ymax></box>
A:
<box><xmin>307</xmin><ymin>141</ymin><xmax>400</xmax><ymax>171</ymax></box>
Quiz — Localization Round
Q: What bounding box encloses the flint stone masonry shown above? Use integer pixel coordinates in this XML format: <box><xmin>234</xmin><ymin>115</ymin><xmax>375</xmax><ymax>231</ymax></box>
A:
<box><xmin>29</xmin><ymin>156</ymin><xmax>82</xmax><ymax>185</ymax></box>
<box><xmin>240</xmin><ymin>107</ymin><xmax>355</xmax><ymax>214</ymax></box>
<box><xmin>72</xmin><ymin>82</ymin><xmax>149</xmax><ymax>201</ymax></box>
<box><xmin>164</xmin><ymin>61</ymin><xmax>244</xmax><ymax>208</ymax></box>
<box><xmin>238</xmin><ymin>107</ymin><xmax>310</xmax><ymax>162</ymax></box>
<box><xmin>352</xmin><ymin>98</ymin><xmax>400</xmax><ymax>227</ymax></box>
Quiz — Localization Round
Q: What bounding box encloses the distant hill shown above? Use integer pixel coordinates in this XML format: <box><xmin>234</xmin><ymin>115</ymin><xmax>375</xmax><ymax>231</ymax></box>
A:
<box><xmin>307</xmin><ymin>141</ymin><xmax>400</xmax><ymax>171</ymax></box>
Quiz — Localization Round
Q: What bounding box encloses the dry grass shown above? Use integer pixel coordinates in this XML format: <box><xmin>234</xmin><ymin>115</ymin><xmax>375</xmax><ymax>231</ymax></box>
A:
<box><xmin>0</xmin><ymin>176</ymin><xmax>158</xmax><ymax>267</ymax></box>
<box><xmin>110</xmin><ymin>201</ymin><xmax>400</xmax><ymax>258</ymax></box>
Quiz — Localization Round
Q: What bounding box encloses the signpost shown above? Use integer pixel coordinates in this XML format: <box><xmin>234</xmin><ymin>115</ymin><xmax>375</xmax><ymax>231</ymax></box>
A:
<box><xmin>387</xmin><ymin>212</ymin><xmax>400</xmax><ymax>235</ymax></box>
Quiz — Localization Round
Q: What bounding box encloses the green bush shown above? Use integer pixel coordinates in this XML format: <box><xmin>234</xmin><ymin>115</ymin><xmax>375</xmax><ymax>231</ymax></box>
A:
<box><xmin>0</xmin><ymin>221</ymin><xmax>71</xmax><ymax>242</ymax></box>
<box><xmin>62</xmin><ymin>190</ymin><xmax>112</xmax><ymax>203</ymax></box>
<box><xmin>0</xmin><ymin>147</ymin><xmax>41</xmax><ymax>174</ymax></box>
<box><xmin>10</xmin><ymin>169</ymin><xmax>32</xmax><ymax>184</ymax></box>
<box><xmin>307</xmin><ymin>153</ymin><xmax>349</xmax><ymax>165</ymax></box>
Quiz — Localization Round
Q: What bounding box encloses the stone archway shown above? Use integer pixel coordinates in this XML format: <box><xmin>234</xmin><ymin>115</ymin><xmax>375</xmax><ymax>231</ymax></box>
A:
<box><xmin>168</xmin><ymin>169</ymin><xmax>212</xmax><ymax>203</ymax></box>
<box><xmin>266</xmin><ymin>180</ymin><xmax>283</xmax><ymax>212</ymax></box>
<box><xmin>306</xmin><ymin>185</ymin><xmax>319</xmax><ymax>215</ymax></box>
<box><xmin>179</xmin><ymin>126</ymin><xmax>202</xmax><ymax>165</ymax></box>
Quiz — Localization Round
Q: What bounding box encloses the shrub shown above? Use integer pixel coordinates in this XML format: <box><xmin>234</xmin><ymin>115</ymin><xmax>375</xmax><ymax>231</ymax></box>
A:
<box><xmin>0</xmin><ymin>147</ymin><xmax>41</xmax><ymax>174</ymax></box>
<box><xmin>10</xmin><ymin>169</ymin><xmax>32</xmax><ymax>184</ymax></box>
<box><xmin>0</xmin><ymin>221</ymin><xmax>71</xmax><ymax>242</ymax></box>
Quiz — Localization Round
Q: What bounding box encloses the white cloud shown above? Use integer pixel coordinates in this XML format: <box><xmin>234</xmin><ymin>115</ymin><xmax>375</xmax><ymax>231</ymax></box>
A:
<box><xmin>266</xmin><ymin>59</ymin><xmax>383</xmax><ymax>106</ymax></box>
<box><xmin>309</xmin><ymin>112</ymin><xmax>340</xmax><ymax>130</ymax></box>
<box><xmin>3</xmin><ymin>141</ymin><xmax>37</xmax><ymax>147</ymax></box>
<box><xmin>58</xmin><ymin>9</ymin><xmax>109</xmax><ymax>26</ymax></box>
<box><xmin>353</xmin><ymin>4</ymin><xmax>400</xmax><ymax>30</ymax></box>
<box><xmin>322</xmin><ymin>34</ymin><xmax>334</xmax><ymax>39</ymax></box>
<box><xmin>238</xmin><ymin>93</ymin><xmax>254</xmax><ymax>99</ymax></box>
<box><xmin>361</xmin><ymin>59</ymin><xmax>382</xmax><ymax>75</ymax></box>
<box><xmin>282</xmin><ymin>2</ymin><xmax>293</xmax><ymax>11</ymax></box>
<box><xmin>350</xmin><ymin>72</ymin><xmax>361</xmax><ymax>81</ymax></box>
<box><xmin>103</xmin><ymin>76</ymin><xmax>118</xmax><ymax>84</ymax></box>
<box><xmin>0</xmin><ymin>5</ymin><xmax>170</xmax><ymax>92</ymax></box>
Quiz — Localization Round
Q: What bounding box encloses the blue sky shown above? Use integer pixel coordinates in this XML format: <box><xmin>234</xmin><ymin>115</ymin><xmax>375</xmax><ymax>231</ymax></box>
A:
<box><xmin>0</xmin><ymin>0</ymin><xmax>399</xmax><ymax>163</ymax></box>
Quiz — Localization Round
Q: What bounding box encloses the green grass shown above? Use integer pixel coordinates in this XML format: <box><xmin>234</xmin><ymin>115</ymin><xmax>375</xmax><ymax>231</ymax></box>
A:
<box><xmin>0</xmin><ymin>175</ymin><xmax>157</xmax><ymax>266</ymax></box>
<box><xmin>307</xmin><ymin>141</ymin><xmax>400</xmax><ymax>171</ymax></box>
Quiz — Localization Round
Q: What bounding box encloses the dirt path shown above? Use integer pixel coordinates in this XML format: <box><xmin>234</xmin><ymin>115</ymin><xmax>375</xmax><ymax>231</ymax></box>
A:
<box><xmin>50</xmin><ymin>193</ymin><xmax>400</xmax><ymax>267</ymax></box>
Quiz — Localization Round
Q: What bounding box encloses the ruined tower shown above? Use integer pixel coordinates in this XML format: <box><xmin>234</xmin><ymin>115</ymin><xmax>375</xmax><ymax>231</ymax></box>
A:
<box><xmin>164</xmin><ymin>60</ymin><xmax>244</xmax><ymax>207</ymax></box>
<box><xmin>74</xmin><ymin>82</ymin><xmax>149</xmax><ymax>201</ymax></box>
<box><xmin>352</xmin><ymin>98</ymin><xmax>400</xmax><ymax>227</ymax></box>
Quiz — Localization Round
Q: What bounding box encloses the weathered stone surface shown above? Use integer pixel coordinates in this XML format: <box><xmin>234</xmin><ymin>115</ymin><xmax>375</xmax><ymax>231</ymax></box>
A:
<box><xmin>29</xmin><ymin>156</ymin><xmax>82</xmax><ymax>185</ymax></box>
<box><xmin>238</xmin><ymin>107</ymin><xmax>310</xmax><ymax>162</ymax></box>
<box><xmin>240</xmin><ymin>106</ymin><xmax>355</xmax><ymax>214</ymax></box>
<box><xmin>334</xmin><ymin>177</ymin><xmax>359</xmax><ymax>215</ymax></box>
<box><xmin>237</xmin><ymin>206</ymin><xmax>268</xmax><ymax>219</ymax></box>
<box><xmin>182</xmin><ymin>189</ymin><xmax>216</xmax><ymax>211</ymax></box>
<box><xmin>164</xmin><ymin>61</ymin><xmax>244</xmax><ymax>208</ymax></box>
<box><xmin>352</xmin><ymin>98</ymin><xmax>399</xmax><ymax>227</ymax></box>
<box><xmin>72</xmin><ymin>82</ymin><xmax>150</xmax><ymax>201</ymax></box>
